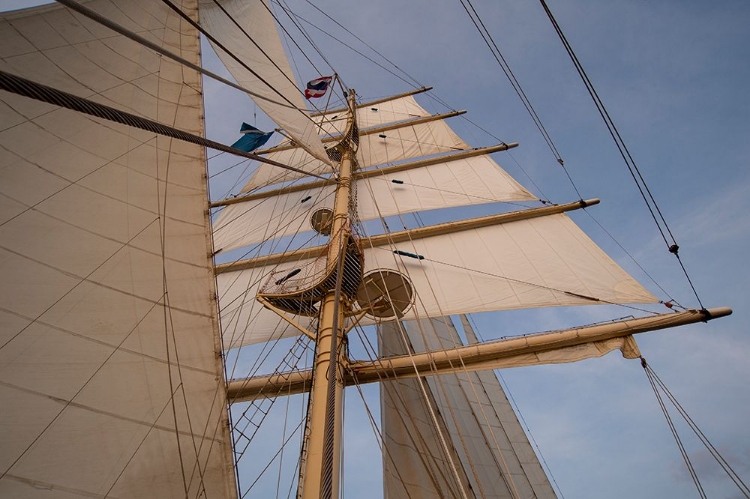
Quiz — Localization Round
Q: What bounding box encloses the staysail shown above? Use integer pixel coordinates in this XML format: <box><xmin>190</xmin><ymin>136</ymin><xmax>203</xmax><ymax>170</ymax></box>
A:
<box><xmin>0</xmin><ymin>1</ymin><xmax>235</xmax><ymax>497</ymax></box>
<box><xmin>380</xmin><ymin>317</ymin><xmax>557</xmax><ymax>498</ymax></box>
<box><xmin>198</xmin><ymin>0</ymin><xmax>331</xmax><ymax>165</ymax></box>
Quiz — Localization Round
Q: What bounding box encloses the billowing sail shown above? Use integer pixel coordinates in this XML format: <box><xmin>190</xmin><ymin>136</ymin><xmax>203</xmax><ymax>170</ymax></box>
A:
<box><xmin>314</xmin><ymin>94</ymin><xmax>432</xmax><ymax>134</ymax></box>
<box><xmin>0</xmin><ymin>2</ymin><xmax>235</xmax><ymax>497</ymax></box>
<box><xmin>213</xmin><ymin>152</ymin><xmax>536</xmax><ymax>252</ymax></box>
<box><xmin>380</xmin><ymin>317</ymin><xmax>557</xmax><ymax>498</ymax></box>
<box><xmin>213</xmin><ymin>80</ymin><xmax>654</xmax><ymax>348</ymax></box>
<box><xmin>243</xmin><ymin>111</ymin><xmax>470</xmax><ymax>190</ymax></box>
<box><xmin>217</xmin><ymin>211</ymin><xmax>657</xmax><ymax>347</ymax></box>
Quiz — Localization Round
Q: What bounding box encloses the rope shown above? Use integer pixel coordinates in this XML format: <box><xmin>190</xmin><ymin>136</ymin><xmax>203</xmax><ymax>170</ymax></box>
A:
<box><xmin>272</xmin><ymin>0</ymin><xmax>338</xmax><ymax>84</ymax></box>
<box><xmin>209</xmin><ymin>0</ymin><xmax>307</xmax><ymax>98</ymax></box>
<box><xmin>0</xmin><ymin>70</ymin><xmax>326</xmax><ymax>181</ymax></box>
<box><xmin>348</xmin><ymin>376</ymin><xmax>417</xmax><ymax>499</ymax></box>
<box><xmin>296</xmin><ymin>0</ymin><xmax>423</xmax><ymax>89</ymax></box>
<box><xmin>350</xmin><ymin>324</ymin><xmax>461</xmax><ymax>497</ymax></box>
<box><xmin>239</xmin><ymin>421</ymin><xmax>305</xmax><ymax>498</ymax></box>
<box><xmin>537</xmin><ymin>0</ymin><xmax>705</xmax><ymax>308</ymax></box>
<box><xmin>53</xmin><ymin>0</ymin><xmax>297</xmax><ymax>109</ymax></box>
<box><xmin>457</xmin><ymin>0</ymin><xmax>583</xmax><ymax>200</ymax></box>
<box><xmin>642</xmin><ymin>358</ymin><xmax>750</xmax><ymax>498</ymax></box>
<box><xmin>157</xmin><ymin>0</ymin><xmax>302</xmax><ymax>114</ymax></box>
<box><xmin>642</xmin><ymin>357</ymin><xmax>707</xmax><ymax>498</ymax></box>
<box><xmin>158</xmin><ymin>0</ymin><xmax>336</xmax><ymax>167</ymax></box>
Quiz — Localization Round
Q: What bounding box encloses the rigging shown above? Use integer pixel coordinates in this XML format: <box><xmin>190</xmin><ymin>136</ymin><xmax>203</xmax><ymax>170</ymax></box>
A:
<box><xmin>537</xmin><ymin>0</ymin><xmax>705</xmax><ymax>309</ymax></box>
<box><xmin>0</xmin><ymin>70</ymin><xmax>327</xmax><ymax>180</ymax></box>
<box><xmin>54</xmin><ymin>0</ymin><xmax>302</xmax><ymax>110</ymax></box>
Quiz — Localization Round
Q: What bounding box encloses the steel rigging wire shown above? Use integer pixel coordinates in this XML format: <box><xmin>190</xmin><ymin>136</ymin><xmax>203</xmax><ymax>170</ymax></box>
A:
<box><xmin>642</xmin><ymin>357</ymin><xmax>750</xmax><ymax>498</ymax></box>
<box><xmin>536</xmin><ymin>0</ymin><xmax>706</xmax><ymax>309</ymax></box>
<box><xmin>457</xmin><ymin>0</ymin><xmax>582</xmax><ymax>200</ymax></box>
<box><xmin>455</xmin><ymin>0</ymin><xmax>706</xmax><ymax>309</ymax></box>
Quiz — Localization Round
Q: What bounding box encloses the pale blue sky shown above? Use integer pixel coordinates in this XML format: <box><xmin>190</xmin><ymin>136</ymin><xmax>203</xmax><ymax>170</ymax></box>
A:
<box><xmin>2</xmin><ymin>1</ymin><xmax>748</xmax><ymax>497</ymax></box>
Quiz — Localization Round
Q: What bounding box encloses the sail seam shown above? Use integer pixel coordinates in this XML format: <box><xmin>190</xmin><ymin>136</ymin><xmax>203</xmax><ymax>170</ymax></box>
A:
<box><xmin>52</xmin><ymin>0</ymin><xmax>303</xmax><ymax>109</ymax></box>
<box><xmin>0</xmin><ymin>244</ymin><xmax>214</xmax><ymax>323</ymax></box>
<box><xmin>0</xmin><ymin>204</ymin><xmax>207</xmax><ymax>268</ymax></box>
<box><xmin>0</xmin><ymin>381</ymin><xmax>226</xmax><ymax>458</ymax></box>
<box><xmin>0</xmin><ymin>305</ymin><xmax>218</xmax><ymax>374</ymax></box>
<box><xmin>157</xmin><ymin>58</ymin><xmax>211</xmax><ymax>497</ymax></box>
<box><xmin>2</xmin><ymin>473</ymin><xmax>114</xmax><ymax>499</ymax></box>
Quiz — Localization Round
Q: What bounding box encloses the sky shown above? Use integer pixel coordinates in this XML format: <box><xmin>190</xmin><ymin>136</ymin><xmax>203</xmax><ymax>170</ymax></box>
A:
<box><xmin>2</xmin><ymin>0</ymin><xmax>748</xmax><ymax>498</ymax></box>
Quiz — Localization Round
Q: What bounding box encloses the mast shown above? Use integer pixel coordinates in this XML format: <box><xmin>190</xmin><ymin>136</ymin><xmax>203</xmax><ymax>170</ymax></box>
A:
<box><xmin>299</xmin><ymin>90</ymin><xmax>359</xmax><ymax>499</ymax></box>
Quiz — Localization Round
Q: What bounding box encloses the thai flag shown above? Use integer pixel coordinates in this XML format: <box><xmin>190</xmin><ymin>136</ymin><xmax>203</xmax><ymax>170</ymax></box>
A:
<box><xmin>304</xmin><ymin>76</ymin><xmax>333</xmax><ymax>99</ymax></box>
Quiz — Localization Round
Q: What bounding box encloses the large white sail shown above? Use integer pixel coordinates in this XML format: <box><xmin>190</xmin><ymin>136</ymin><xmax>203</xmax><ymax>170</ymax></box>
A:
<box><xmin>217</xmin><ymin>211</ymin><xmax>657</xmax><ymax>347</ymax></box>
<box><xmin>380</xmin><ymin>317</ymin><xmax>557</xmax><ymax>498</ymax></box>
<box><xmin>0</xmin><ymin>2</ymin><xmax>235</xmax><ymax>497</ymax></box>
<box><xmin>315</xmin><ymin>94</ymin><xmax>432</xmax><ymax>134</ymax></box>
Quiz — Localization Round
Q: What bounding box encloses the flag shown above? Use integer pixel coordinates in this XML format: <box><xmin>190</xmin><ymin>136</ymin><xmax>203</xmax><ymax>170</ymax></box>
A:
<box><xmin>230</xmin><ymin>123</ymin><xmax>273</xmax><ymax>152</ymax></box>
<box><xmin>304</xmin><ymin>76</ymin><xmax>333</xmax><ymax>99</ymax></box>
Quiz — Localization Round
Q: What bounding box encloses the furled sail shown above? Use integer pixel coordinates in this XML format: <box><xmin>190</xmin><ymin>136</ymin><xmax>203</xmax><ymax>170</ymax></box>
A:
<box><xmin>0</xmin><ymin>2</ymin><xmax>235</xmax><ymax>497</ymax></box>
<box><xmin>198</xmin><ymin>0</ymin><xmax>330</xmax><ymax>164</ymax></box>
<box><xmin>379</xmin><ymin>317</ymin><xmax>557</xmax><ymax>498</ymax></box>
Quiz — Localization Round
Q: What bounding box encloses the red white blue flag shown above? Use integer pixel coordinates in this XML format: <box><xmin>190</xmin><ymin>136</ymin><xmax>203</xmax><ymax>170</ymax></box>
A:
<box><xmin>304</xmin><ymin>76</ymin><xmax>333</xmax><ymax>99</ymax></box>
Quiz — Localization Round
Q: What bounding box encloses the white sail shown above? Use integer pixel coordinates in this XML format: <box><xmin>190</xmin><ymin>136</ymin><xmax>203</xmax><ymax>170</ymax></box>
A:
<box><xmin>213</xmin><ymin>153</ymin><xmax>535</xmax><ymax>252</ymax></box>
<box><xmin>0</xmin><ymin>2</ymin><xmax>235</xmax><ymax>497</ymax></box>
<box><xmin>314</xmin><ymin>94</ymin><xmax>433</xmax><ymax>135</ymax></box>
<box><xmin>380</xmin><ymin>320</ymin><xmax>473</xmax><ymax>498</ymax></box>
<box><xmin>199</xmin><ymin>0</ymin><xmax>331</xmax><ymax>164</ymax></box>
<box><xmin>363</xmin><ymin>212</ymin><xmax>657</xmax><ymax>316</ymax></box>
<box><xmin>380</xmin><ymin>317</ymin><xmax>557</xmax><ymax>499</ymax></box>
<box><xmin>217</xmin><ymin>212</ymin><xmax>656</xmax><ymax>347</ymax></box>
<box><xmin>244</xmin><ymin>117</ymin><xmax>469</xmax><ymax>190</ymax></box>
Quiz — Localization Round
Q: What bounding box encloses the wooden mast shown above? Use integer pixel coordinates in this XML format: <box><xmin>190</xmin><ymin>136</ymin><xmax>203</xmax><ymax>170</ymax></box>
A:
<box><xmin>299</xmin><ymin>90</ymin><xmax>359</xmax><ymax>499</ymax></box>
